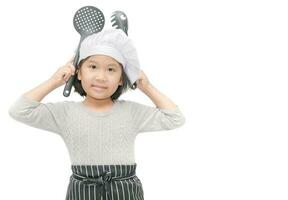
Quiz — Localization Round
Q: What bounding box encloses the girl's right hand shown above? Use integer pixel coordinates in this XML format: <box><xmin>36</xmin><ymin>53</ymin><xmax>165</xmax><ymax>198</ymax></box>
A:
<box><xmin>49</xmin><ymin>56</ymin><xmax>76</xmax><ymax>88</ymax></box>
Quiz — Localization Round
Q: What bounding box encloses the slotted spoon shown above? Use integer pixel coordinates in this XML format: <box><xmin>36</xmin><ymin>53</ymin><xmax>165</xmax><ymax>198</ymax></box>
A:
<box><xmin>63</xmin><ymin>6</ymin><xmax>105</xmax><ymax>97</ymax></box>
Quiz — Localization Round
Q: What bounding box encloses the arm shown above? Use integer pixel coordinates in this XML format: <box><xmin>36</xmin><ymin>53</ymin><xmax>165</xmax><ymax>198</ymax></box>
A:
<box><xmin>23</xmin><ymin>78</ymin><xmax>59</xmax><ymax>102</ymax></box>
<box><xmin>131</xmin><ymin>71</ymin><xmax>186</xmax><ymax>133</ymax></box>
<box><xmin>8</xmin><ymin>58</ymin><xmax>75</xmax><ymax>136</ymax></box>
<box><xmin>8</xmin><ymin>95</ymin><xmax>68</xmax><ymax>136</ymax></box>
<box><xmin>136</xmin><ymin>70</ymin><xmax>181</xmax><ymax>110</ymax></box>
<box><xmin>23</xmin><ymin>55</ymin><xmax>75</xmax><ymax>102</ymax></box>
<box><xmin>140</xmin><ymin>83</ymin><xmax>178</xmax><ymax>110</ymax></box>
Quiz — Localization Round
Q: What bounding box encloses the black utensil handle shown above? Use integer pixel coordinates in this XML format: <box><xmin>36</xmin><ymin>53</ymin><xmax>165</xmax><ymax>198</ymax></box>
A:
<box><xmin>63</xmin><ymin>36</ymin><xmax>83</xmax><ymax>97</ymax></box>
<box><xmin>63</xmin><ymin>47</ymin><xmax>80</xmax><ymax>97</ymax></box>
<box><xmin>63</xmin><ymin>75</ymin><xmax>76</xmax><ymax>97</ymax></box>
<box><xmin>132</xmin><ymin>82</ymin><xmax>137</xmax><ymax>90</ymax></box>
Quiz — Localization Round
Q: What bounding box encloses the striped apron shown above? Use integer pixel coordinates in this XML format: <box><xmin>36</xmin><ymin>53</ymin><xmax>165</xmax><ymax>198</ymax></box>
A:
<box><xmin>65</xmin><ymin>163</ymin><xmax>144</xmax><ymax>200</ymax></box>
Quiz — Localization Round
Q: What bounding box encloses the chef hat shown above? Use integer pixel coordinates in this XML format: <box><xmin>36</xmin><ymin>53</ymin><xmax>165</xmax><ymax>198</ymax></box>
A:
<box><xmin>78</xmin><ymin>28</ymin><xmax>141</xmax><ymax>85</ymax></box>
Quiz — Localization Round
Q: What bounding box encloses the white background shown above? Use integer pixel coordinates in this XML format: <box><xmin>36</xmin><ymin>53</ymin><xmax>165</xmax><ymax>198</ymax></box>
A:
<box><xmin>1</xmin><ymin>0</ymin><xmax>288</xmax><ymax>199</ymax></box>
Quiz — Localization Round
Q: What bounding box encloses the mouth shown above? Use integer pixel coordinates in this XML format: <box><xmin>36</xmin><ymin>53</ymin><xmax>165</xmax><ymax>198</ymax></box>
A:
<box><xmin>91</xmin><ymin>84</ymin><xmax>108</xmax><ymax>90</ymax></box>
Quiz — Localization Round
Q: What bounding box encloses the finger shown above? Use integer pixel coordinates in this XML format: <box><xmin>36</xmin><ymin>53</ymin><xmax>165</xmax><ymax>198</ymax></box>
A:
<box><xmin>63</xmin><ymin>64</ymin><xmax>74</xmax><ymax>74</ymax></box>
<box><xmin>62</xmin><ymin>72</ymin><xmax>68</xmax><ymax>80</ymax></box>
<box><xmin>67</xmin><ymin>54</ymin><xmax>75</xmax><ymax>64</ymax></box>
<box><xmin>64</xmin><ymin>73</ymin><xmax>71</xmax><ymax>82</ymax></box>
<box><xmin>69</xmin><ymin>63</ymin><xmax>75</xmax><ymax>70</ymax></box>
<box><xmin>62</xmin><ymin>74</ymin><xmax>67</xmax><ymax>82</ymax></box>
<box><xmin>62</xmin><ymin>69</ymin><xmax>70</xmax><ymax>78</ymax></box>
<box><xmin>65</xmin><ymin>76</ymin><xmax>71</xmax><ymax>82</ymax></box>
<box><xmin>68</xmin><ymin>63</ymin><xmax>76</xmax><ymax>74</ymax></box>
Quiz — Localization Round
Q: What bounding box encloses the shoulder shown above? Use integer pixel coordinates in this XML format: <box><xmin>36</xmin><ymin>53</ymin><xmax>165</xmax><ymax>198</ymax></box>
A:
<box><xmin>116</xmin><ymin>99</ymin><xmax>156</xmax><ymax>113</ymax></box>
<box><xmin>43</xmin><ymin>100</ymin><xmax>77</xmax><ymax>113</ymax></box>
<box><xmin>116</xmin><ymin>99</ymin><xmax>144</xmax><ymax>108</ymax></box>
<box><xmin>45</xmin><ymin>99</ymin><xmax>74</xmax><ymax>107</ymax></box>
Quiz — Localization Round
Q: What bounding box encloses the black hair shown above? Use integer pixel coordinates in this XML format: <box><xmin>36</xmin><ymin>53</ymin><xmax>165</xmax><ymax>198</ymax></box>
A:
<box><xmin>73</xmin><ymin>56</ymin><xmax>137</xmax><ymax>102</ymax></box>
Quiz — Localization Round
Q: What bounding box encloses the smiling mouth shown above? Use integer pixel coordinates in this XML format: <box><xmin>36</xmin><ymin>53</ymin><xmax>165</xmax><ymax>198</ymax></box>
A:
<box><xmin>91</xmin><ymin>85</ymin><xmax>107</xmax><ymax>90</ymax></box>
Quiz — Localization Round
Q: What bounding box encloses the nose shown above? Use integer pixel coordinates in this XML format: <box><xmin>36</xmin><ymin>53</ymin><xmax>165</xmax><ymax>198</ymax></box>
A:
<box><xmin>95</xmin><ymin>70</ymin><xmax>107</xmax><ymax>81</ymax></box>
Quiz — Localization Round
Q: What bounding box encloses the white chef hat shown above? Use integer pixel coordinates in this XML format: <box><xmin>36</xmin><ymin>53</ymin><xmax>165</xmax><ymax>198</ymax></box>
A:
<box><xmin>78</xmin><ymin>28</ymin><xmax>141</xmax><ymax>85</ymax></box>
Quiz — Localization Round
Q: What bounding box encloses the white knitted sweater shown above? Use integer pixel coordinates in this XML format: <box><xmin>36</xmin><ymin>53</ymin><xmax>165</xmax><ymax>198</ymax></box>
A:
<box><xmin>8</xmin><ymin>95</ymin><xmax>186</xmax><ymax>165</ymax></box>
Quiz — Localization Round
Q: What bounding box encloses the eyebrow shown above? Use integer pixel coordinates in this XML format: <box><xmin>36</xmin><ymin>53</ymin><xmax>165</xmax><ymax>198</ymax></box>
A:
<box><xmin>88</xmin><ymin>60</ymin><xmax>118</xmax><ymax>67</ymax></box>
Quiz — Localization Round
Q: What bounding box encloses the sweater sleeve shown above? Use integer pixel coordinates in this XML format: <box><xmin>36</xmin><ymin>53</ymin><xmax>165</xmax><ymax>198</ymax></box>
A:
<box><xmin>128</xmin><ymin>100</ymin><xmax>186</xmax><ymax>134</ymax></box>
<box><xmin>8</xmin><ymin>95</ymin><xmax>68</xmax><ymax>137</ymax></box>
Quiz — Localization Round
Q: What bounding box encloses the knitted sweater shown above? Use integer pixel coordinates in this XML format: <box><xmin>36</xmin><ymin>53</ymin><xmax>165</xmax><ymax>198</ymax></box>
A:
<box><xmin>8</xmin><ymin>95</ymin><xmax>186</xmax><ymax>165</ymax></box>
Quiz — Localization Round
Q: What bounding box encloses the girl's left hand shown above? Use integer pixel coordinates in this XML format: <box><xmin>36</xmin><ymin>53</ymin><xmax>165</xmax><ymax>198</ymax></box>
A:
<box><xmin>136</xmin><ymin>70</ymin><xmax>151</xmax><ymax>92</ymax></box>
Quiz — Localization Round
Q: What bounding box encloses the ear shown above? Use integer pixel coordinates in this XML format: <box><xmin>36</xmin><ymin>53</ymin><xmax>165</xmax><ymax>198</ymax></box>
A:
<box><xmin>119</xmin><ymin>76</ymin><xmax>123</xmax><ymax>86</ymax></box>
<box><xmin>77</xmin><ymin>69</ymin><xmax>81</xmax><ymax>80</ymax></box>
<box><xmin>118</xmin><ymin>81</ymin><xmax>123</xmax><ymax>86</ymax></box>
<box><xmin>118</xmin><ymin>65</ymin><xmax>124</xmax><ymax>86</ymax></box>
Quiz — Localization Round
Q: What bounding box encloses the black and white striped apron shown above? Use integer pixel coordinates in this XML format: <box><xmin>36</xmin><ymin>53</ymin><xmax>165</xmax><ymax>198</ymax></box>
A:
<box><xmin>65</xmin><ymin>163</ymin><xmax>144</xmax><ymax>200</ymax></box>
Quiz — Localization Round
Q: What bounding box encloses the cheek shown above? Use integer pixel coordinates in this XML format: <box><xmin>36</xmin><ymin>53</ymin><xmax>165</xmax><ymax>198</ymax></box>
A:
<box><xmin>111</xmin><ymin>75</ymin><xmax>122</xmax><ymax>84</ymax></box>
<box><xmin>79</xmin><ymin>70</ymin><xmax>92</xmax><ymax>81</ymax></box>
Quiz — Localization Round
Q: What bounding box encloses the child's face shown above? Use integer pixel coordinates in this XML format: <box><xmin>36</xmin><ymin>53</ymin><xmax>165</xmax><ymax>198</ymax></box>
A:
<box><xmin>77</xmin><ymin>55</ymin><xmax>123</xmax><ymax>100</ymax></box>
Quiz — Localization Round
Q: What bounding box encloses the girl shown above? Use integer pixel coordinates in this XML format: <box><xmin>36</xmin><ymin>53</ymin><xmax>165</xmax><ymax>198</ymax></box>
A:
<box><xmin>8</xmin><ymin>28</ymin><xmax>185</xmax><ymax>200</ymax></box>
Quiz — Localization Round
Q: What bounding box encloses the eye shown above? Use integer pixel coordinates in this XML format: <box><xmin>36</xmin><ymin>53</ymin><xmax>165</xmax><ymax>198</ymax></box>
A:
<box><xmin>89</xmin><ymin>65</ymin><xmax>97</xmax><ymax>69</ymax></box>
<box><xmin>108</xmin><ymin>68</ymin><xmax>115</xmax><ymax>72</ymax></box>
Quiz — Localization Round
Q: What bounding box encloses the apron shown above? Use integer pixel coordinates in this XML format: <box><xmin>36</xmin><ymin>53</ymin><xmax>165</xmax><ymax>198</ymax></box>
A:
<box><xmin>65</xmin><ymin>163</ymin><xmax>144</xmax><ymax>200</ymax></box>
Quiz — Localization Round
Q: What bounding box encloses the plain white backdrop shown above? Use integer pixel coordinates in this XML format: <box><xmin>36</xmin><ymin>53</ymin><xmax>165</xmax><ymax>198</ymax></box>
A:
<box><xmin>1</xmin><ymin>0</ymin><xmax>288</xmax><ymax>199</ymax></box>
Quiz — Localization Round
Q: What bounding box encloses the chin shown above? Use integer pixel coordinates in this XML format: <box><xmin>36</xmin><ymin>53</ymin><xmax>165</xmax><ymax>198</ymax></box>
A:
<box><xmin>88</xmin><ymin>92</ymin><xmax>113</xmax><ymax>100</ymax></box>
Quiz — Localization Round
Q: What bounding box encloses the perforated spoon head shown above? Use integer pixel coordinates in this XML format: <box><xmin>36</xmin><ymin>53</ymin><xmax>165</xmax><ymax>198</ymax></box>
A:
<box><xmin>73</xmin><ymin>6</ymin><xmax>105</xmax><ymax>37</ymax></box>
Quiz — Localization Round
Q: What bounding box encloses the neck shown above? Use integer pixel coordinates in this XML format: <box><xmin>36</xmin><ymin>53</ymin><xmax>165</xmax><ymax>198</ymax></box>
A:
<box><xmin>83</xmin><ymin>95</ymin><xmax>114</xmax><ymax>108</ymax></box>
